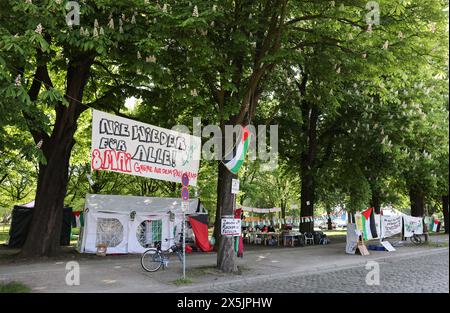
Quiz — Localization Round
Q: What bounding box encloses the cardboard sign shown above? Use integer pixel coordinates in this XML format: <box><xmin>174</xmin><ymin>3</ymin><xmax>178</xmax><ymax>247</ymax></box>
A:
<box><xmin>231</xmin><ymin>179</ymin><xmax>240</xmax><ymax>194</ymax></box>
<box><xmin>91</xmin><ymin>109</ymin><xmax>201</xmax><ymax>186</ymax></box>
<box><xmin>357</xmin><ymin>244</ymin><xmax>370</xmax><ymax>256</ymax></box>
<box><xmin>221</xmin><ymin>218</ymin><xmax>241</xmax><ymax>236</ymax></box>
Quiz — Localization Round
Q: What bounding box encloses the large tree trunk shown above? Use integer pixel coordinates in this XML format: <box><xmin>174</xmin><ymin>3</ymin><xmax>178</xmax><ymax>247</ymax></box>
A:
<box><xmin>300</xmin><ymin>168</ymin><xmax>315</xmax><ymax>233</ymax></box>
<box><xmin>409</xmin><ymin>184</ymin><xmax>425</xmax><ymax>217</ymax></box>
<box><xmin>20</xmin><ymin>57</ymin><xmax>93</xmax><ymax>257</ymax></box>
<box><xmin>370</xmin><ymin>187</ymin><xmax>381</xmax><ymax>214</ymax></box>
<box><xmin>215</xmin><ymin>161</ymin><xmax>237</xmax><ymax>273</ymax></box>
<box><xmin>299</xmin><ymin>102</ymin><xmax>318</xmax><ymax>234</ymax></box>
<box><xmin>443</xmin><ymin>195</ymin><xmax>449</xmax><ymax>234</ymax></box>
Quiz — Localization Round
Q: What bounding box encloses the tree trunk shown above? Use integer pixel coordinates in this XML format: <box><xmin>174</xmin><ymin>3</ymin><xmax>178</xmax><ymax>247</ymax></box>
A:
<box><xmin>370</xmin><ymin>188</ymin><xmax>381</xmax><ymax>214</ymax></box>
<box><xmin>299</xmin><ymin>103</ymin><xmax>318</xmax><ymax>234</ymax></box>
<box><xmin>409</xmin><ymin>184</ymin><xmax>425</xmax><ymax>217</ymax></box>
<box><xmin>443</xmin><ymin>195</ymin><xmax>449</xmax><ymax>234</ymax></box>
<box><xmin>300</xmin><ymin>164</ymin><xmax>315</xmax><ymax>232</ymax></box>
<box><xmin>326</xmin><ymin>205</ymin><xmax>332</xmax><ymax>230</ymax></box>
<box><xmin>20</xmin><ymin>57</ymin><xmax>93</xmax><ymax>257</ymax></box>
<box><xmin>215</xmin><ymin>161</ymin><xmax>238</xmax><ymax>273</ymax></box>
<box><xmin>280</xmin><ymin>200</ymin><xmax>286</xmax><ymax>219</ymax></box>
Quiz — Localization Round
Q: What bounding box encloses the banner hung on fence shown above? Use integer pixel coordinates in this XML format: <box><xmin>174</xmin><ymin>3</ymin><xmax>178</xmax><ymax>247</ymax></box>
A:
<box><xmin>403</xmin><ymin>215</ymin><xmax>423</xmax><ymax>237</ymax></box>
<box><xmin>381</xmin><ymin>215</ymin><xmax>402</xmax><ymax>238</ymax></box>
<box><xmin>91</xmin><ymin>109</ymin><xmax>201</xmax><ymax>185</ymax></box>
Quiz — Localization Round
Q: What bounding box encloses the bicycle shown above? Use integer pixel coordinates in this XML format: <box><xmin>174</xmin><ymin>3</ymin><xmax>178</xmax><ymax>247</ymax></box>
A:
<box><xmin>140</xmin><ymin>238</ymin><xmax>184</xmax><ymax>272</ymax></box>
<box><xmin>409</xmin><ymin>231</ymin><xmax>428</xmax><ymax>245</ymax></box>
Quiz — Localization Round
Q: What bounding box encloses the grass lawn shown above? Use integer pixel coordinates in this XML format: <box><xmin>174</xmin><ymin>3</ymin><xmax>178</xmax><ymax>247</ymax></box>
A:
<box><xmin>323</xmin><ymin>229</ymin><xmax>347</xmax><ymax>237</ymax></box>
<box><xmin>0</xmin><ymin>224</ymin><xmax>10</xmax><ymax>245</ymax></box>
<box><xmin>0</xmin><ymin>281</ymin><xmax>30</xmax><ymax>293</ymax></box>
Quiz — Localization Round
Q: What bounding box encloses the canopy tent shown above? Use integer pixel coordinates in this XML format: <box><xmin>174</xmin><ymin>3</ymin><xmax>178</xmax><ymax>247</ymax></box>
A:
<box><xmin>78</xmin><ymin>194</ymin><xmax>207</xmax><ymax>254</ymax></box>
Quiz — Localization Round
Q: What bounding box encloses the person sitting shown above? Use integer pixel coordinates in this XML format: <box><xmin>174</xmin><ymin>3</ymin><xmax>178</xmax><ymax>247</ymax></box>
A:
<box><xmin>262</xmin><ymin>225</ymin><xmax>269</xmax><ymax>232</ymax></box>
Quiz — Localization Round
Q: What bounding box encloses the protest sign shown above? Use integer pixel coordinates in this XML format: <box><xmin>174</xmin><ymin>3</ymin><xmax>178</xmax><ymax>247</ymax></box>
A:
<box><xmin>381</xmin><ymin>215</ymin><xmax>402</xmax><ymax>238</ymax></box>
<box><xmin>91</xmin><ymin>109</ymin><xmax>201</xmax><ymax>185</ymax></box>
<box><xmin>403</xmin><ymin>215</ymin><xmax>423</xmax><ymax>237</ymax></box>
<box><xmin>221</xmin><ymin>218</ymin><xmax>242</xmax><ymax>236</ymax></box>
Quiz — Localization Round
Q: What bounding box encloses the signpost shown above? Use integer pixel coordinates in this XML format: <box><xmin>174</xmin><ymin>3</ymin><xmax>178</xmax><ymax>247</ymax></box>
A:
<box><xmin>181</xmin><ymin>173</ymin><xmax>189</xmax><ymax>279</ymax></box>
<box><xmin>231</xmin><ymin>179</ymin><xmax>240</xmax><ymax>194</ymax></box>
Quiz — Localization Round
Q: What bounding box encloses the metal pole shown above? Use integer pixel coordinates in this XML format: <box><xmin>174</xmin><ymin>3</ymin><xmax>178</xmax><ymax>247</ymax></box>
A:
<box><xmin>182</xmin><ymin>211</ymin><xmax>186</xmax><ymax>279</ymax></box>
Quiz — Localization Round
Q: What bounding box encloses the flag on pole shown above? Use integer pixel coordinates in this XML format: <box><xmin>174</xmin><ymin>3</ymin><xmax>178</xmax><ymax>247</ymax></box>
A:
<box><xmin>223</xmin><ymin>126</ymin><xmax>251</xmax><ymax>174</ymax></box>
<box><xmin>361</xmin><ymin>207</ymin><xmax>378</xmax><ymax>240</ymax></box>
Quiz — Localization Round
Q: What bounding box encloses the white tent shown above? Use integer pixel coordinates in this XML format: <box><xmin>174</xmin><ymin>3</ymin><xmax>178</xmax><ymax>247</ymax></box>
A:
<box><xmin>78</xmin><ymin>194</ymin><xmax>207</xmax><ymax>254</ymax></box>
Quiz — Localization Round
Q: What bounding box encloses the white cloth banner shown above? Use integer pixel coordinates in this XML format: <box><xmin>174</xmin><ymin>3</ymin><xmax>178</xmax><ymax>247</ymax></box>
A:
<box><xmin>403</xmin><ymin>215</ymin><xmax>423</xmax><ymax>237</ymax></box>
<box><xmin>381</xmin><ymin>215</ymin><xmax>402</xmax><ymax>238</ymax></box>
<box><xmin>91</xmin><ymin>109</ymin><xmax>201</xmax><ymax>186</ymax></box>
<box><xmin>346</xmin><ymin>223</ymin><xmax>359</xmax><ymax>255</ymax></box>
<box><xmin>239</xmin><ymin>206</ymin><xmax>281</xmax><ymax>213</ymax></box>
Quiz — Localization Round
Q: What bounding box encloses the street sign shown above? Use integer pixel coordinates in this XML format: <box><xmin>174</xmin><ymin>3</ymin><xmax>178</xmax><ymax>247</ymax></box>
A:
<box><xmin>181</xmin><ymin>187</ymin><xmax>189</xmax><ymax>201</ymax></box>
<box><xmin>181</xmin><ymin>201</ymin><xmax>189</xmax><ymax>212</ymax></box>
<box><xmin>182</xmin><ymin>173</ymin><xmax>189</xmax><ymax>186</ymax></box>
<box><xmin>231</xmin><ymin>179</ymin><xmax>240</xmax><ymax>194</ymax></box>
<box><xmin>221</xmin><ymin>218</ymin><xmax>242</xmax><ymax>236</ymax></box>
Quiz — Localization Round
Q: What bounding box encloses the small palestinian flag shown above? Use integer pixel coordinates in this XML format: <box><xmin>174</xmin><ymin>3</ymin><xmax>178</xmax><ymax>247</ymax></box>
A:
<box><xmin>223</xmin><ymin>126</ymin><xmax>250</xmax><ymax>174</ymax></box>
<box><xmin>361</xmin><ymin>207</ymin><xmax>378</xmax><ymax>240</ymax></box>
<box><xmin>430</xmin><ymin>219</ymin><xmax>440</xmax><ymax>232</ymax></box>
<box><xmin>72</xmin><ymin>211</ymin><xmax>84</xmax><ymax>228</ymax></box>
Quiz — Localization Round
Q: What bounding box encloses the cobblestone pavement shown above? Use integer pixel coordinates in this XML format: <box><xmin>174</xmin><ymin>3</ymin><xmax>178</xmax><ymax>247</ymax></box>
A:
<box><xmin>194</xmin><ymin>250</ymin><xmax>449</xmax><ymax>293</ymax></box>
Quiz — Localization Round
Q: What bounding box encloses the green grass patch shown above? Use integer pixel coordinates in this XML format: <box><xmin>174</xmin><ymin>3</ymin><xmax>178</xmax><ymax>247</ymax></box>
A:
<box><xmin>0</xmin><ymin>224</ymin><xmax>10</xmax><ymax>245</ymax></box>
<box><xmin>0</xmin><ymin>281</ymin><xmax>30</xmax><ymax>293</ymax></box>
<box><xmin>171</xmin><ymin>277</ymin><xmax>194</xmax><ymax>286</ymax></box>
<box><xmin>323</xmin><ymin>229</ymin><xmax>346</xmax><ymax>237</ymax></box>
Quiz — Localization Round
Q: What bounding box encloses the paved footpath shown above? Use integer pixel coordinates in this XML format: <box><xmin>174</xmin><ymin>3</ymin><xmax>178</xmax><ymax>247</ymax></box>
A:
<box><xmin>191</xmin><ymin>250</ymin><xmax>449</xmax><ymax>293</ymax></box>
<box><xmin>0</xmin><ymin>235</ymin><xmax>448</xmax><ymax>293</ymax></box>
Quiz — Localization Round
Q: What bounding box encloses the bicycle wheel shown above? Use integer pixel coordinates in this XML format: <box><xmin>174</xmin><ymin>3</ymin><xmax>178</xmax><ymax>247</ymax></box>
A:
<box><xmin>141</xmin><ymin>249</ymin><xmax>162</xmax><ymax>272</ymax></box>
<box><xmin>410</xmin><ymin>234</ymin><xmax>422</xmax><ymax>245</ymax></box>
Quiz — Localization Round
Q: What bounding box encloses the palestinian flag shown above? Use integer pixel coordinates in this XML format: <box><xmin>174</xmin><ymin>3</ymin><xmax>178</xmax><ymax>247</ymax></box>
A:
<box><xmin>223</xmin><ymin>126</ymin><xmax>250</xmax><ymax>174</ymax></box>
<box><xmin>72</xmin><ymin>211</ymin><xmax>84</xmax><ymax>228</ymax></box>
<box><xmin>361</xmin><ymin>207</ymin><xmax>378</xmax><ymax>240</ymax></box>
<box><xmin>430</xmin><ymin>219</ymin><xmax>440</xmax><ymax>232</ymax></box>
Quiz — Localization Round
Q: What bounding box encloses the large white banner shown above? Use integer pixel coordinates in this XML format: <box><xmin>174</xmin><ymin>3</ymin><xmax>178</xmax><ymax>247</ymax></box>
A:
<box><xmin>403</xmin><ymin>215</ymin><xmax>423</xmax><ymax>238</ymax></box>
<box><xmin>381</xmin><ymin>215</ymin><xmax>402</xmax><ymax>238</ymax></box>
<box><xmin>91</xmin><ymin>109</ymin><xmax>201</xmax><ymax>186</ymax></box>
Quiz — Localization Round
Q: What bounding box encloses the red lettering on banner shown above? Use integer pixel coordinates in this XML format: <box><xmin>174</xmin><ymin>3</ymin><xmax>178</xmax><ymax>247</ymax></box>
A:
<box><xmin>91</xmin><ymin>149</ymin><xmax>132</xmax><ymax>173</ymax></box>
